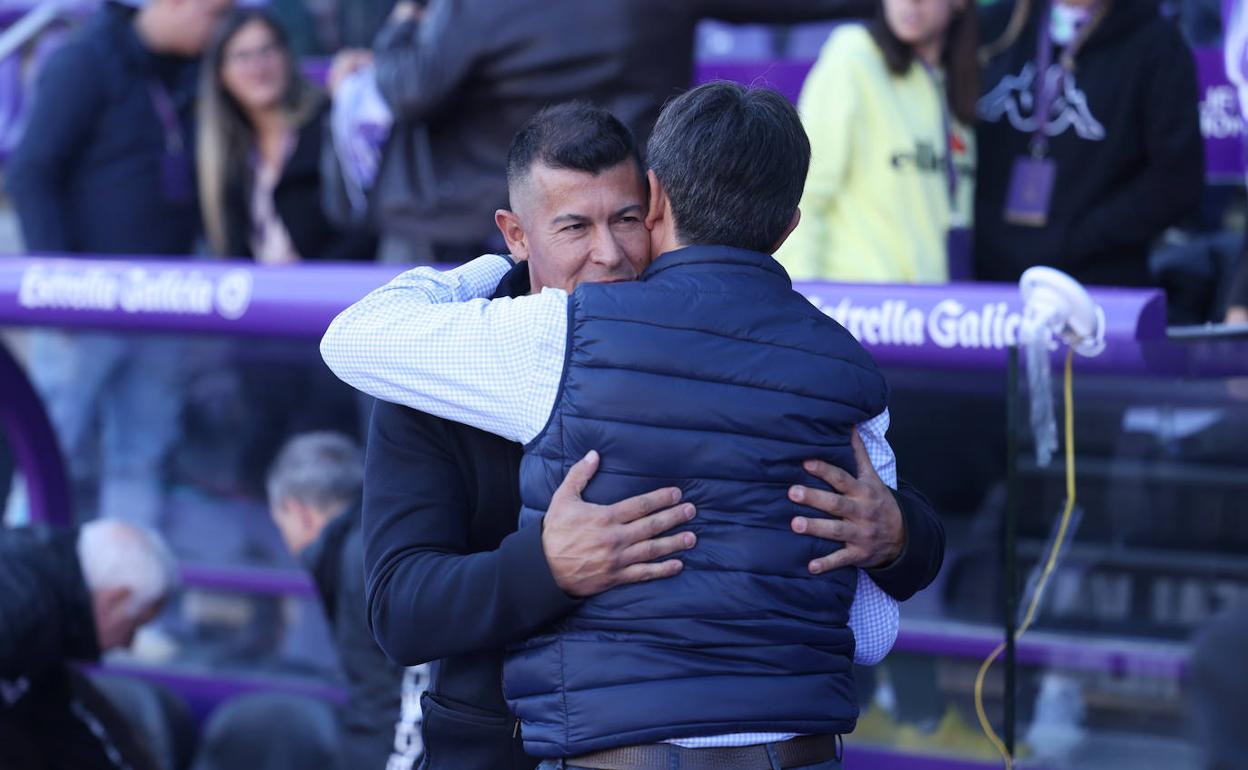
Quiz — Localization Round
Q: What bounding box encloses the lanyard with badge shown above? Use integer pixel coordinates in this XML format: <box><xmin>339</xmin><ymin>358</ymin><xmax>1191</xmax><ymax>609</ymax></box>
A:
<box><xmin>919</xmin><ymin>61</ymin><xmax>960</xmax><ymax>205</ymax></box>
<box><xmin>148</xmin><ymin>80</ymin><xmax>193</xmax><ymax>205</ymax></box>
<box><xmin>921</xmin><ymin>61</ymin><xmax>972</xmax><ymax>279</ymax></box>
<box><xmin>1003</xmin><ymin>2</ymin><xmax>1063</xmax><ymax>227</ymax></box>
<box><xmin>1003</xmin><ymin>1</ymin><xmax>1096</xmax><ymax>227</ymax></box>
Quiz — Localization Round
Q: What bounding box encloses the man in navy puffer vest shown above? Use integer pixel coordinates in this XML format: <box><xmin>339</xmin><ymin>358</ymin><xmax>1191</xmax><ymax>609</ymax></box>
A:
<box><xmin>324</xmin><ymin>86</ymin><xmax>899</xmax><ymax>769</ymax></box>
<box><xmin>508</xmin><ymin>87</ymin><xmax>891</xmax><ymax>761</ymax></box>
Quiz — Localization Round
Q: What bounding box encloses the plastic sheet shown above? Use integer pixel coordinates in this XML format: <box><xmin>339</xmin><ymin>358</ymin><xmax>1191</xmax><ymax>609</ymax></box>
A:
<box><xmin>1022</xmin><ymin>318</ymin><xmax>1058</xmax><ymax>467</ymax></box>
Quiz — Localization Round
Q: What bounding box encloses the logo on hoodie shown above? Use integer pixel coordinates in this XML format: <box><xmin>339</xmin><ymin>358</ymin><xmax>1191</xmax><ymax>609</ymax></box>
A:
<box><xmin>978</xmin><ymin>62</ymin><xmax>1106</xmax><ymax>142</ymax></box>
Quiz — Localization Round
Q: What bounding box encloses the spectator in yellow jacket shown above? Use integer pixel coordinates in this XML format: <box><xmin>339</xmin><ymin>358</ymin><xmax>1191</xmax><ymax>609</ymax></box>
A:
<box><xmin>778</xmin><ymin>0</ymin><xmax>978</xmax><ymax>283</ymax></box>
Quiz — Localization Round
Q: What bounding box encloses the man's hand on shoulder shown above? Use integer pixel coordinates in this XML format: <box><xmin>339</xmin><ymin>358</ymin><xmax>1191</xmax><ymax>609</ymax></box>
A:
<box><xmin>543</xmin><ymin>451</ymin><xmax>696</xmax><ymax>598</ymax></box>
<box><xmin>788</xmin><ymin>429</ymin><xmax>906</xmax><ymax>574</ymax></box>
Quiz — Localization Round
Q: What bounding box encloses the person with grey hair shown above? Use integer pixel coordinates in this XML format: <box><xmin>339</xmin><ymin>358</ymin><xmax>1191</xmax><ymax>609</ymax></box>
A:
<box><xmin>265</xmin><ymin>432</ymin><xmax>417</xmax><ymax>770</ymax></box>
<box><xmin>1</xmin><ymin>520</ymin><xmax>177</xmax><ymax>770</ymax></box>
<box><xmin>78</xmin><ymin>519</ymin><xmax>180</xmax><ymax>647</ymax></box>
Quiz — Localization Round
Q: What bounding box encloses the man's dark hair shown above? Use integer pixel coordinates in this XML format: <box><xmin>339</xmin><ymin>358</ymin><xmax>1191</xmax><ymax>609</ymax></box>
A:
<box><xmin>507</xmin><ymin>102</ymin><xmax>644</xmax><ymax>200</ymax></box>
<box><xmin>646</xmin><ymin>82</ymin><xmax>810</xmax><ymax>254</ymax></box>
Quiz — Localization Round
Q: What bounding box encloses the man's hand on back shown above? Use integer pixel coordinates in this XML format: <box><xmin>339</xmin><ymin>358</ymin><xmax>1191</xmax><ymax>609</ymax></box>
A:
<box><xmin>789</xmin><ymin>429</ymin><xmax>906</xmax><ymax>574</ymax></box>
<box><xmin>543</xmin><ymin>451</ymin><xmax>696</xmax><ymax>598</ymax></box>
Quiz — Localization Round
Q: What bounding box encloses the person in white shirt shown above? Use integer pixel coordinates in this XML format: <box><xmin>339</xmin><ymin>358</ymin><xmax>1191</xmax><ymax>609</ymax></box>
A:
<box><xmin>323</xmin><ymin>96</ymin><xmax>932</xmax><ymax>769</ymax></box>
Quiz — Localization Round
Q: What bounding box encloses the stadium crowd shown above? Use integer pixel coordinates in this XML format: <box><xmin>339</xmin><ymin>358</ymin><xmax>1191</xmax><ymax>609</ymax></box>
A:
<box><xmin>1</xmin><ymin>0</ymin><xmax>1246</xmax><ymax>769</ymax></box>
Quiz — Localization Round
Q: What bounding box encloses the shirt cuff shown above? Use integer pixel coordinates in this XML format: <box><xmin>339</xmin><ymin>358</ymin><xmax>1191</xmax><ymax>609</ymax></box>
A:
<box><xmin>498</xmin><ymin>520</ymin><xmax>582</xmax><ymax>624</ymax></box>
<box><xmin>448</xmin><ymin>254</ymin><xmax>515</xmax><ymax>301</ymax></box>
<box><xmin>864</xmin><ymin>489</ymin><xmax>915</xmax><ymax>593</ymax></box>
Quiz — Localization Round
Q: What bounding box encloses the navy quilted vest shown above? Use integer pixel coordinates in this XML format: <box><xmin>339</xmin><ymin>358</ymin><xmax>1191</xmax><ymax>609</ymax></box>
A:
<box><xmin>505</xmin><ymin>246</ymin><xmax>889</xmax><ymax>757</ymax></box>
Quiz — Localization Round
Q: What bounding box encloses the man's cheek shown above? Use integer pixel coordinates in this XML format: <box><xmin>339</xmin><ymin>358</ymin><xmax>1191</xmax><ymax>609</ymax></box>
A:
<box><xmin>627</xmin><ymin>237</ymin><xmax>653</xmax><ymax>270</ymax></box>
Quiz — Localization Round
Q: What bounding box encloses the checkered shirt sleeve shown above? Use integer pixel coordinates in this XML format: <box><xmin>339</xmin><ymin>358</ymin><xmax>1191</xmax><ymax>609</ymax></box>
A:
<box><xmin>320</xmin><ymin>254</ymin><xmax>568</xmax><ymax>444</ymax></box>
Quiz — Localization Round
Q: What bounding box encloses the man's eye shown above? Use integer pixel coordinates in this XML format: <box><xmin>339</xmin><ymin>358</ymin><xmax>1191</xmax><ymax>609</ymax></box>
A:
<box><xmin>563</xmin><ymin>223</ymin><xmax>586</xmax><ymax>232</ymax></box>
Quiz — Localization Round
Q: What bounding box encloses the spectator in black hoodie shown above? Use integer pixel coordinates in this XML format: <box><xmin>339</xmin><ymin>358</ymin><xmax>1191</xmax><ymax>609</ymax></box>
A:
<box><xmin>974</xmin><ymin>0</ymin><xmax>1204</xmax><ymax>287</ymax></box>
<box><xmin>1227</xmin><ymin>249</ymin><xmax>1248</xmax><ymax>323</ymax></box>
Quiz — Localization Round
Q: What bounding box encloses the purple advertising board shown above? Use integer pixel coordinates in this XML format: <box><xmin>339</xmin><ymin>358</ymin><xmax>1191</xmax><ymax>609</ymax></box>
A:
<box><xmin>1198</xmin><ymin>46</ymin><xmax>1248</xmax><ymax>181</ymax></box>
<box><xmin>0</xmin><ymin>255</ymin><xmax>1229</xmax><ymax>377</ymax></box>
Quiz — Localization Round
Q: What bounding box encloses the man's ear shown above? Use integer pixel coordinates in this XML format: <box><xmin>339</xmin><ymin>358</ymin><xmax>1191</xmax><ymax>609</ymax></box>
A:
<box><xmin>495</xmin><ymin>209</ymin><xmax>529</xmax><ymax>262</ymax></box>
<box><xmin>770</xmin><ymin>208</ymin><xmax>802</xmax><ymax>254</ymax></box>
<box><xmin>643</xmin><ymin>170</ymin><xmax>665</xmax><ymax>232</ymax></box>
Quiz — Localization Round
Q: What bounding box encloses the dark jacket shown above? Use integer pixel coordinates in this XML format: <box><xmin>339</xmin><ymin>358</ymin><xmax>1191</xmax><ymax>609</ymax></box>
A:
<box><xmin>0</xmin><ymin>528</ymin><xmax>98</xmax><ymax>683</ymax></box>
<box><xmin>362</xmin><ymin>263</ymin><xmax>945</xmax><ymax>769</ymax></box>
<box><xmin>301</xmin><ymin>503</ymin><xmax>407</xmax><ymax>770</ymax></box>
<box><xmin>0</xmin><ymin>528</ymin><xmax>159</xmax><ymax>770</ymax></box>
<box><xmin>369</xmin><ymin>0</ymin><xmax>873</xmax><ymax>249</ymax></box>
<box><xmin>223</xmin><ymin>105</ymin><xmax>376</xmax><ymax>262</ymax></box>
<box><xmin>974</xmin><ymin>0</ymin><xmax>1204</xmax><ymax>287</ymax></box>
<box><xmin>509</xmin><ymin>246</ymin><xmax>886</xmax><ymax>756</ymax></box>
<box><xmin>7</xmin><ymin>3</ymin><xmax>200</xmax><ymax>256</ymax></box>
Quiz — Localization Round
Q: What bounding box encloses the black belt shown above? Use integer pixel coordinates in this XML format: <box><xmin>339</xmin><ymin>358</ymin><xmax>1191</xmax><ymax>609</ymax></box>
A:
<box><xmin>564</xmin><ymin>734</ymin><xmax>842</xmax><ymax>770</ymax></box>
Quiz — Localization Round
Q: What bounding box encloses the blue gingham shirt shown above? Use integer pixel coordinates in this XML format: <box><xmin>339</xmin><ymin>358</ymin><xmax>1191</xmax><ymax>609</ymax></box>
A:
<box><xmin>321</xmin><ymin>255</ymin><xmax>900</xmax><ymax>748</ymax></box>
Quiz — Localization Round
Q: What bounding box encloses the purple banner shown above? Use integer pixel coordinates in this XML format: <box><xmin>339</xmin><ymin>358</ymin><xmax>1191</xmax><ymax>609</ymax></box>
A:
<box><xmin>1197</xmin><ymin>46</ymin><xmax>1247</xmax><ymax>181</ymax></box>
<box><xmin>0</xmin><ymin>255</ymin><xmax>408</xmax><ymax>338</ymax></box>
<box><xmin>0</xmin><ymin>255</ymin><xmax>1221</xmax><ymax>377</ymax></box>
<box><xmin>794</xmin><ymin>279</ymin><xmax>1173</xmax><ymax>374</ymax></box>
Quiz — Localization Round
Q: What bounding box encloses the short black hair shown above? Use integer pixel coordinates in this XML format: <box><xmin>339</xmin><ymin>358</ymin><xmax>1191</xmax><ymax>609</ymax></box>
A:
<box><xmin>646</xmin><ymin>82</ymin><xmax>810</xmax><ymax>254</ymax></box>
<box><xmin>506</xmin><ymin>102</ymin><xmax>644</xmax><ymax>203</ymax></box>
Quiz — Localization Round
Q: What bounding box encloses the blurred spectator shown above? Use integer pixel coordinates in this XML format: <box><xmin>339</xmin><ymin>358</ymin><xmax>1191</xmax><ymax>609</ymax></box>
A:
<box><xmin>336</xmin><ymin>0</ymin><xmax>401</xmax><ymax>48</ymax></box>
<box><xmin>264</xmin><ymin>0</ymin><xmax>323</xmax><ymax>56</ymax></box>
<box><xmin>190</xmin><ymin>692</ymin><xmax>338</xmax><ymax>770</ymax></box>
<box><xmin>266</xmin><ymin>432</ymin><xmax>414</xmax><ymax>770</ymax></box>
<box><xmin>6</xmin><ymin>0</ymin><xmax>230</xmax><ymax>527</ymax></box>
<box><xmin>1188</xmin><ymin>598</ymin><xmax>1248</xmax><ymax>770</ymax></box>
<box><xmin>1175</xmin><ymin>0</ymin><xmax>1223</xmax><ymax>45</ymax></box>
<box><xmin>1227</xmin><ymin>251</ymin><xmax>1248</xmax><ymax>323</ymax></box>
<box><xmin>8</xmin><ymin>0</ymin><xmax>227</xmax><ymax>256</ymax></box>
<box><xmin>974</xmin><ymin>0</ymin><xmax>1204</xmax><ymax>287</ymax></box>
<box><xmin>197</xmin><ymin>8</ymin><xmax>375</xmax><ymax>263</ymax></box>
<box><xmin>339</xmin><ymin>0</ymin><xmax>875</xmax><ymax>263</ymax></box>
<box><xmin>0</xmin><ymin>430</ymin><xmax>11</xmax><ymax>520</ymax></box>
<box><xmin>89</xmin><ymin>673</ymin><xmax>196</xmax><ymax>770</ymax></box>
<box><xmin>0</xmin><ymin>520</ymin><xmax>179</xmax><ymax>770</ymax></box>
<box><xmin>777</xmin><ymin>1</ymin><xmax>978</xmax><ymax>283</ymax></box>
<box><xmin>265</xmin><ymin>0</ymin><xmax>400</xmax><ymax>55</ymax></box>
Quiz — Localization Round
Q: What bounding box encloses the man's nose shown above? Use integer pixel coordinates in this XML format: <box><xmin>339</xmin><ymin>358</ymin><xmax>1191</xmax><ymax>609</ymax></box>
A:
<box><xmin>590</xmin><ymin>228</ymin><xmax>627</xmax><ymax>268</ymax></box>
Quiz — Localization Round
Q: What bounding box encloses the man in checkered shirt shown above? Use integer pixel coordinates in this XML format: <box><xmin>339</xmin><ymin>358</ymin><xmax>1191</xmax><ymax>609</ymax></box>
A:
<box><xmin>324</xmin><ymin>95</ymin><xmax>944</xmax><ymax>770</ymax></box>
